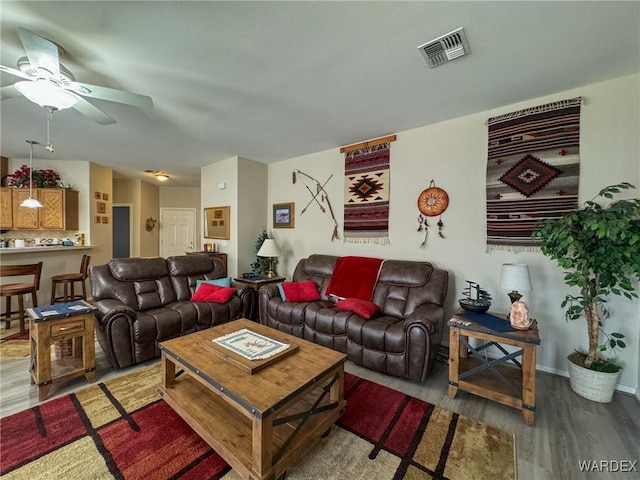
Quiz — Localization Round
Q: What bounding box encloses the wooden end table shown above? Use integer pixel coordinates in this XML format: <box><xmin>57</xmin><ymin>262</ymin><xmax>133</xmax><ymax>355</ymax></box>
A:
<box><xmin>27</xmin><ymin>300</ymin><xmax>97</xmax><ymax>401</ymax></box>
<box><xmin>233</xmin><ymin>275</ymin><xmax>285</xmax><ymax>292</ymax></box>
<box><xmin>159</xmin><ymin>318</ymin><xmax>346</xmax><ymax>480</ymax></box>
<box><xmin>233</xmin><ymin>276</ymin><xmax>285</xmax><ymax>320</ymax></box>
<box><xmin>448</xmin><ymin>309</ymin><xmax>540</xmax><ymax>426</ymax></box>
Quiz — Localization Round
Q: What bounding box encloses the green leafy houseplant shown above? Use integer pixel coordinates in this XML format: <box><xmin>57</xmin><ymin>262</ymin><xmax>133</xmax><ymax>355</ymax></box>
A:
<box><xmin>533</xmin><ymin>182</ymin><xmax>640</xmax><ymax>372</ymax></box>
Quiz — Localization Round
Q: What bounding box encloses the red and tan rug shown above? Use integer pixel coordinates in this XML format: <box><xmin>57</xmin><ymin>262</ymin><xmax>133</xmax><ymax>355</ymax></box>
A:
<box><xmin>0</xmin><ymin>326</ymin><xmax>30</xmax><ymax>358</ymax></box>
<box><xmin>0</xmin><ymin>364</ymin><xmax>516</xmax><ymax>479</ymax></box>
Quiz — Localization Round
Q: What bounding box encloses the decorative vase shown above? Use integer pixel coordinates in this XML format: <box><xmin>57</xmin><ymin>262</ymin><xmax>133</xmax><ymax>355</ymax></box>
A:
<box><xmin>567</xmin><ymin>353</ymin><xmax>621</xmax><ymax>403</ymax></box>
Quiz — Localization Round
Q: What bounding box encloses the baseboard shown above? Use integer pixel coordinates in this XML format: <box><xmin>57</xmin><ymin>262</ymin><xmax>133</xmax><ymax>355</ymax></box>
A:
<box><xmin>536</xmin><ymin>364</ymin><xmax>637</xmax><ymax>396</ymax></box>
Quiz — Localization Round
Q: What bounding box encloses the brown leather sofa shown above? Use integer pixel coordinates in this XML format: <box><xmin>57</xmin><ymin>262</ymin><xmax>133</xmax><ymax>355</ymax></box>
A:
<box><xmin>258</xmin><ymin>254</ymin><xmax>449</xmax><ymax>381</ymax></box>
<box><xmin>89</xmin><ymin>255</ymin><xmax>253</xmax><ymax>369</ymax></box>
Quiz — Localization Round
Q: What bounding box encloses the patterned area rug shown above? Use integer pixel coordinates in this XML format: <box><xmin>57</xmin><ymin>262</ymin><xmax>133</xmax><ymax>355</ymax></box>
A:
<box><xmin>0</xmin><ymin>364</ymin><xmax>516</xmax><ymax>480</ymax></box>
<box><xmin>0</xmin><ymin>326</ymin><xmax>30</xmax><ymax>358</ymax></box>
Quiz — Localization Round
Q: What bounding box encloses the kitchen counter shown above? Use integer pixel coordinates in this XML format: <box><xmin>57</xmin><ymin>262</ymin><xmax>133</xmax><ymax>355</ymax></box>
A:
<box><xmin>0</xmin><ymin>245</ymin><xmax>94</xmax><ymax>255</ymax></box>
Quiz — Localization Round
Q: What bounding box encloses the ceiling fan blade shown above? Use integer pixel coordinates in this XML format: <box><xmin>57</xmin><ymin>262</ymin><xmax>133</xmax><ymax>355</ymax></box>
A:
<box><xmin>72</xmin><ymin>96</ymin><xmax>116</xmax><ymax>125</ymax></box>
<box><xmin>17</xmin><ymin>26</ymin><xmax>60</xmax><ymax>78</ymax></box>
<box><xmin>69</xmin><ymin>82</ymin><xmax>153</xmax><ymax>109</ymax></box>
<box><xmin>1</xmin><ymin>84</ymin><xmax>22</xmax><ymax>100</ymax></box>
<box><xmin>0</xmin><ymin>64</ymin><xmax>32</xmax><ymax>80</ymax></box>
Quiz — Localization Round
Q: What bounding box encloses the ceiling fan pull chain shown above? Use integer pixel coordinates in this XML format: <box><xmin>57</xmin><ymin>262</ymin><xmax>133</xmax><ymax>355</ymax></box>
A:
<box><xmin>45</xmin><ymin>108</ymin><xmax>54</xmax><ymax>152</ymax></box>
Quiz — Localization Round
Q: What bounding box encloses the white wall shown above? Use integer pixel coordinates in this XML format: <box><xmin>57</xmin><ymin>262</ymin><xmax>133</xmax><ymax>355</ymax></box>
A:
<box><xmin>237</xmin><ymin>158</ymin><xmax>268</xmax><ymax>274</ymax></box>
<box><xmin>202</xmin><ymin>157</ymin><xmax>239</xmax><ymax>275</ymax></box>
<box><xmin>266</xmin><ymin>74</ymin><xmax>640</xmax><ymax>392</ymax></box>
<box><xmin>201</xmin><ymin>156</ymin><xmax>269</xmax><ymax>276</ymax></box>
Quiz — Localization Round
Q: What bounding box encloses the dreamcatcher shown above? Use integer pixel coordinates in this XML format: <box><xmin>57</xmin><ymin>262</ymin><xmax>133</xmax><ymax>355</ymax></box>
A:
<box><xmin>417</xmin><ymin>180</ymin><xmax>449</xmax><ymax>248</ymax></box>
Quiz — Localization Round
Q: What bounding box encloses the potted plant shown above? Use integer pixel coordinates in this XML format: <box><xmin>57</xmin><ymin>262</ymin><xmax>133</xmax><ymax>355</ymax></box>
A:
<box><xmin>533</xmin><ymin>182</ymin><xmax>640</xmax><ymax>402</ymax></box>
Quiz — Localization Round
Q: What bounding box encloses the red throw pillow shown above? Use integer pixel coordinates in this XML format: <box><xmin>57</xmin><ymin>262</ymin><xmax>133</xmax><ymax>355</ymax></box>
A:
<box><xmin>281</xmin><ymin>280</ymin><xmax>320</xmax><ymax>302</ymax></box>
<box><xmin>191</xmin><ymin>283</ymin><xmax>235</xmax><ymax>303</ymax></box>
<box><xmin>335</xmin><ymin>298</ymin><xmax>380</xmax><ymax>319</ymax></box>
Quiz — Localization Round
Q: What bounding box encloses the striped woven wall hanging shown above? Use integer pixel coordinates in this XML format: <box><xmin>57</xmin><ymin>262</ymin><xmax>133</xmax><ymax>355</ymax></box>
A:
<box><xmin>486</xmin><ymin>97</ymin><xmax>582</xmax><ymax>251</ymax></box>
<box><xmin>343</xmin><ymin>139</ymin><xmax>393</xmax><ymax>245</ymax></box>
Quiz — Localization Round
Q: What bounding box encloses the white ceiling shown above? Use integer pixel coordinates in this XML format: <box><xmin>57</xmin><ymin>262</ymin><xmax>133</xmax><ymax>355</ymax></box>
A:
<box><xmin>1</xmin><ymin>1</ymin><xmax>639</xmax><ymax>187</ymax></box>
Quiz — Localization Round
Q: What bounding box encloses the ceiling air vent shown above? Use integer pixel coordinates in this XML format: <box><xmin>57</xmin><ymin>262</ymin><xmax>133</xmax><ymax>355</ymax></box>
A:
<box><xmin>417</xmin><ymin>27</ymin><xmax>470</xmax><ymax>68</ymax></box>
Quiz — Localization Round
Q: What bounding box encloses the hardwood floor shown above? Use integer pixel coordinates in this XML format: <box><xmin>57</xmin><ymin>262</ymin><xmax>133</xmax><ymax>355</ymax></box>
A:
<box><xmin>1</xmin><ymin>342</ymin><xmax>638</xmax><ymax>480</ymax></box>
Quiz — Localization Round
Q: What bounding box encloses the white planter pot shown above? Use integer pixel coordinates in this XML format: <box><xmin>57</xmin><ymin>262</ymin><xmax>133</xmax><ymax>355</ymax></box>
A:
<box><xmin>567</xmin><ymin>355</ymin><xmax>621</xmax><ymax>403</ymax></box>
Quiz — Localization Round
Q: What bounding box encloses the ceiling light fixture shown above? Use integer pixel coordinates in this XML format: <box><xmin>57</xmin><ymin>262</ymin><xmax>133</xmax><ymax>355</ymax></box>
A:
<box><xmin>14</xmin><ymin>80</ymin><xmax>79</xmax><ymax>110</ymax></box>
<box><xmin>154</xmin><ymin>172</ymin><xmax>170</xmax><ymax>182</ymax></box>
<box><xmin>20</xmin><ymin>140</ymin><xmax>43</xmax><ymax>209</ymax></box>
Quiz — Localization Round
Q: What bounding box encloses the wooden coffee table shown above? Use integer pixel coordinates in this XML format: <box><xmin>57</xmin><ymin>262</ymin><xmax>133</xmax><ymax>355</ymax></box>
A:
<box><xmin>158</xmin><ymin>318</ymin><xmax>347</xmax><ymax>480</ymax></box>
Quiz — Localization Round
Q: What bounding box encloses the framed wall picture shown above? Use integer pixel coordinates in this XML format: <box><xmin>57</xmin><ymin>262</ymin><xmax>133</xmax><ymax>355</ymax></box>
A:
<box><xmin>101</xmin><ymin>216</ymin><xmax>109</xmax><ymax>224</ymax></box>
<box><xmin>204</xmin><ymin>206</ymin><xmax>230</xmax><ymax>239</ymax></box>
<box><xmin>102</xmin><ymin>193</ymin><xmax>109</xmax><ymax>201</ymax></box>
<box><xmin>273</xmin><ymin>202</ymin><xmax>295</xmax><ymax>228</ymax></box>
<box><xmin>95</xmin><ymin>216</ymin><xmax>101</xmax><ymax>224</ymax></box>
<box><xmin>94</xmin><ymin>191</ymin><xmax>102</xmax><ymax>199</ymax></box>
<box><xmin>97</xmin><ymin>201</ymin><xmax>106</xmax><ymax>214</ymax></box>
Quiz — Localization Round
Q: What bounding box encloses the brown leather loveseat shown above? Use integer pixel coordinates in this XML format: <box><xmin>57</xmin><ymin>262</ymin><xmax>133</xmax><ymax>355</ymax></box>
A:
<box><xmin>258</xmin><ymin>254</ymin><xmax>449</xmax><ymax>381</ymax></box>
<box><xmin>89</xmin><ymin>255</ymin><xmax>253</xmax><ymax>369</ymax></box>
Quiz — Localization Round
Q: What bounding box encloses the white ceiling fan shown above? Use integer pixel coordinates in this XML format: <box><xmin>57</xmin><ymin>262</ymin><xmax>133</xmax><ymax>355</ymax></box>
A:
<box><xmin>0</xmin><ymin>27</ymin><xmax>153</xmax><ymax>126</ymax></box>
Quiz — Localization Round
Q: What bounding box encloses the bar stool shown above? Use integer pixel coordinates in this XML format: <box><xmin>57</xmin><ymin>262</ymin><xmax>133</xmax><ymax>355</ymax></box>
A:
<box><xmin>0</xmin><ymin>262</ymin><xmax>43</xmax><ymax>333</ymax></box>
<box><xmin>50</xmin><ymin>255</ymin><xmax>91</xmax><ymax>304</ymax></box>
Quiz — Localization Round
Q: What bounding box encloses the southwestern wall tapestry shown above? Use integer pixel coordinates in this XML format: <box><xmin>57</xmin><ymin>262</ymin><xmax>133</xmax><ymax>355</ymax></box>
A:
<box><xmin>343</xmin><ymin>142</ymin><xmax>391</xmax><ymax>244</ymax></box>
<box><xmin>486</xmin><ymin>97</ymin><xmax>582</xmax><ymax>250</ymax></box>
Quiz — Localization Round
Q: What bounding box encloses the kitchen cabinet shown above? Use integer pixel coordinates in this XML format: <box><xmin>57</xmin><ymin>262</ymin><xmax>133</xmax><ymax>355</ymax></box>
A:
<box><xmin>12</xmin><ymin>189</ymin><xmax>39</xmax><ymax>229</ymax></box>
<box><xmin>0</xmin><ymin>187</ymin><xmax>13</xmax><ymax>229</ymax></box>
<box><xmin>10</xmin><ymin>188</ymin><xmax>79</xmax><ymax>230</ymax></box>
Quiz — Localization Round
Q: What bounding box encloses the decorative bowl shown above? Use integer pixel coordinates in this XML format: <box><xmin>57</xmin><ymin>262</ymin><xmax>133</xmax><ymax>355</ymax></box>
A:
<box><xmin>458</xmin><ymin>299</ymin><xmax>490</xmax><ymax>313</ymax></box>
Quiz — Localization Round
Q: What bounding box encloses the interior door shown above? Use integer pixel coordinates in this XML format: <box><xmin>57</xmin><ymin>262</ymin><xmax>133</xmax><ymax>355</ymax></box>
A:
<box><xmin>160</xmin><ymin>208</ymin><xmax>195</xmax><ymax>258</ymax></box>
<box><xmin>112</xmin><ymin>205</ymin><xmax>131</xmax><ymax>258</ymax></box>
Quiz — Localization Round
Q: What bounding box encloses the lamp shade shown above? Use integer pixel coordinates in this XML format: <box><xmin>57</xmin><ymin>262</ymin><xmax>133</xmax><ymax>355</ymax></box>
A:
<box><xmin>20</xmin><ymin>197</ymin><xmax>43</xmax><ymax>208</ymax></box>
<box><xmin>257</xmin><ymin>239</ymin><xmax>279</xmax><ymax>258</ymax></box>
<box><xmin>500</xmin><ymin>263</ymin><xmax>532</xmax><ymax>292</ymax></box>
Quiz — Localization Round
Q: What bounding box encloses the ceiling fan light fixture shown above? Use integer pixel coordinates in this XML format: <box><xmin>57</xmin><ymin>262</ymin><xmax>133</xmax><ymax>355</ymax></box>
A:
<box><xmin>15</xmin><ymin>80</ymin><xmax>79</xmax><ymax>110</ymax></box>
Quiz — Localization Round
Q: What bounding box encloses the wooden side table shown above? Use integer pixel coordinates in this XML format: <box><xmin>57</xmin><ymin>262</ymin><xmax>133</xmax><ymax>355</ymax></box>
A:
<box><xmin>233</xmin><ymin>275</ymin><xmax>285</xmax><ymax>292</ymax></box>
<box><xmin>448</xmin><ymin>309</ymin><xmax>540</xmax><ymax>426</ymax></box>
<box><xmin>233</xmin><ymin>276</ymin><xmax>285</xmax><ymax>320</ymax></box>
<box><xmin>186</xmin><ymin>252</ymin><xmax>228</xmax><ymax>272</ymax></box>
<box><xmin>27</xmin><ymin>300</ymin><xmax>97</xmax><ymax>401</ymax></box>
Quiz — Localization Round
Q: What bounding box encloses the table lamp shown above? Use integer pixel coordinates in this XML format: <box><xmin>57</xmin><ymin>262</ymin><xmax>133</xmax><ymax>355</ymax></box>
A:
<box><xmin>499</xmin><ymin>263</ymin><xmax>532</xmax><ymax>304</ymax></box>
<box><xmin>257</xmin><ymin>238</ymin><xmax>280</xmax><ymax>278</ymax></box>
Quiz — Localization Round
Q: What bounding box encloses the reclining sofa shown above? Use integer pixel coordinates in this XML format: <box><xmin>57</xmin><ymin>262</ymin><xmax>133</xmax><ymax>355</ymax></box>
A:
<box><xmin>258</xmin><ymin>254</ymin><xmax>449</xmax><ymax>381</ymax></box>
<box><xmin>89</xmin><ymin>255</ymin><xmax>253</xmax><ymax>369</ymax></box>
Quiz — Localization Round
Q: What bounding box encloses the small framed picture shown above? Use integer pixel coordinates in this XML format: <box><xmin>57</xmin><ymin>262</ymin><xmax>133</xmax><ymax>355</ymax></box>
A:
<box><xmin>102</xmin><ymin>193</ymin><xmax>109</xmax><ymax>201</ymax></box>
<box><xmin>94</xmin><ymin>191</ymin><xmax>102</xmax><ymax>199</ymax></box>
<box><xmin>95</xmin><ymin>216</ymin><xmax>101</xmax><ymax>224</ymax></box>
<box><xmin>97</xmin><ymin>201</ymin><xmax>106</xmax><ymax>214</ymax></box>
<box><xmin>101</xmin><ymin>216</ymin><xmax>109</xmax><ymax>224</ymax></box>
<box><xmin>273</xmin><ymin>202</ymin><xmax>295</xmax><ymax>228</ymax></box>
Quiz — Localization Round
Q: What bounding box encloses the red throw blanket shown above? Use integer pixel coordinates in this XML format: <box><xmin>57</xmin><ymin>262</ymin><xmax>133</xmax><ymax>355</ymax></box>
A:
<box><xmin>325</xmin><ymin>256</ymin><xmax>384</xmax><ymax>301</ymax></box>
